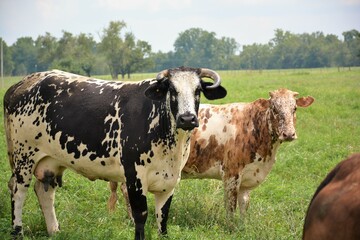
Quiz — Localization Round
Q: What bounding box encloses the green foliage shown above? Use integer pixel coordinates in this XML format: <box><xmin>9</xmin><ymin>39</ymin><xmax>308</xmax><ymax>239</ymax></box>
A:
<box><xmin>239</xmin><ymin>29</ymin><xmax>355</xmax><ymax>70</ymax></box>
<box><xmin>172</xmin><ymin>28</ymin><xmax>239</xmax><ymax>69</ymax></box>
<box><xmin>2</xmin><ymin>25</ymin><xmax>360</xmax><ymax>77</ymax></box>
<box><xmin>0</xmin><ymin>38</ymin><xmax>14</xmax><ymax>75</ymax></box>
<box><xmin>0</xmin><ymin>68</ymin><xmax>359</xmax><ymax>239</ymax></box>
<box><xmin>99</xmin><ymin>21</ymin><xmax>152</xmax><ymax>79</ymax></box>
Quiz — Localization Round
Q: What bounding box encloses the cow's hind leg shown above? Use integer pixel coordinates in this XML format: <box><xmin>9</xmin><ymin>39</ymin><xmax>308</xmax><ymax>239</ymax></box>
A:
<box><xmin>8</xmin><ymin>171</ymin><xmax>33</xmax><ymax>236</ymax></box>
<box><xmin>108</xmin><ymin>181</ymin><xmax>119</xmax><ymax>212</ymax></box>
<box><xmin>34</xmin><ymin>160</ymin><xmax>64</xmax><ymax>235</ymax></box>
<box><xmin>120</xmin><ymin>182</ymin><xmax>134</xmax><ymax>222</ymax></box>
<box><xmin>34</xmin><ymin>179</ymin><xmax>60</xmax><ymax>235</ymax></box>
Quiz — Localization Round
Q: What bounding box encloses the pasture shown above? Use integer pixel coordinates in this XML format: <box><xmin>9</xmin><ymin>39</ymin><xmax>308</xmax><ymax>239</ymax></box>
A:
<box><xmin>0</xmin><ymin>68</ymin><xmax>359</xmax><ymax>239</ymax></box>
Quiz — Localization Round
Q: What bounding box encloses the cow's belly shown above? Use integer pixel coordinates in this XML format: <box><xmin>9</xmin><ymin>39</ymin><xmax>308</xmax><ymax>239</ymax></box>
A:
<box><xmin>33</xmin><ymin>151</ymin><xmax>125</xmax><ymax>183</ymax></box>
<box><xmin>182</xmin><ymin>162</ymin><xmax>223</xmax><ymax>180</ymax></box>
<box><xmin>240</xmin><ymin>155</ymin><xmax>275</xmax><ymax>189</ymax></box>
<box><xmin>147</xmin><ymin>170</ymin><xmax>181</xmax><ymax>193</ymax></box>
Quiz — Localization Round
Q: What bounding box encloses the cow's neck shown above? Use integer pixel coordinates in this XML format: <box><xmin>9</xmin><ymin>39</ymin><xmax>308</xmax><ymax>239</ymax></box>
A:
<box><xmin>249</xmin><ymin>107</ymin><xmax>281</xmax><ymax>162</ymax></box>
<box><xmin>265</xmin><ymin>108</ymin><xmax>281</xmax><ymax>159</ymax></box>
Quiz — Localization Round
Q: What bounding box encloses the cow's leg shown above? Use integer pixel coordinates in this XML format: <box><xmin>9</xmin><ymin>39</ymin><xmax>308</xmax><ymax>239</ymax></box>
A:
<box><xmin>237</xmin><ymin>189</ymin><xmax>250</xmax><ymax>216</ymax></box>
<box><xmin>108</xmin><ymin>181</ymin><xmax>134</xmax><ymax>221</ymax></box>
<box><xmin>154</xmin><ymin>191</ymin><xmax>174</xmax><ymax>236</ymax></box>
<box><xmin>108</xmin><ymin>181</ymin><xmax>119</xmax><ymax>212</ymax></box>
<box><xmin>34</xmin><ymin>179</ymin><xmax>60</xmax><ymax>235</ymax></box>
<box><xmin>8</xmin><ymin>171</ymin><xmax>32</xmax><ymax>236</ymax></box>
<box><xmin>126</xmin><ymin>183</ymin><xmax>148</xmax><ymax>240</ymax></box>
<box><xmin>120</xmin><ymin>182</ymin><xmax>134</xmax><ymax>221</ymax></box>
<box><xmin>223</xmin><ymin>176</ymin><xmax>239</xmax><ymax>217</ymax></box>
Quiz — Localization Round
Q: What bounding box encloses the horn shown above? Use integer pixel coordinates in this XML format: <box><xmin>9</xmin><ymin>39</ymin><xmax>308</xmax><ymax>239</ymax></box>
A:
<box><xmin>156</xmin><ymin>69</ymin><xmax>169</xmax><ymax>81</ymax></box>
<box><xmin>199</xmin><ymin>68</ymin><xmax>221</xmax><ymax>89</ymax></box>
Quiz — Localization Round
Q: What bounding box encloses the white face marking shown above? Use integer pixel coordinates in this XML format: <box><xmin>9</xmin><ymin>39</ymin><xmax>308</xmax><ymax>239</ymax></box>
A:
<box><xmin>171</xmin><ymin>71</ymin><xmax>199</xmax><ymax>118</ymax></box>
<box><xmin>270</xmin><ymin>91</ymin><xmax>297</xmax><ymax>139</ymax></box>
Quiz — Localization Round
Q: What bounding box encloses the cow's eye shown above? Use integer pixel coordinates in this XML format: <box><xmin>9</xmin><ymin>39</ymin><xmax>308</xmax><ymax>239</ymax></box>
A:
<box><xmin>271</xmin><ymin>106</ymin><xmax>278</xmax><ymax>114</ymax></box>
<box><xmin>169</xmin><ymin>86</ymin><xmax>176</xmax><ymax>95</ymax></box>
<box><xmin>195</xmin><ymin>87</ymin><xmax>201</xmax><ymax>95</ymax></box>
<box><xmin>169</xmin><ymin>87</ymin><xmax>177</xmax><ymax>101</ymax></box>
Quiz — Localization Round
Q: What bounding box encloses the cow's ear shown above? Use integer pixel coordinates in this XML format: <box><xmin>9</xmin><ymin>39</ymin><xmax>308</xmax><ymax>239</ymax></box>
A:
<box><xmin>201</xmin><ymin>81</ymin><xmax>227</xmax><ymax>100</ymax></box>
<box><xmin>254</xmin><ymin>98</ymin><xmax>270</xmax><ymax>110</ymax></box>
<box><xmin>144</xmin><ymin>81</ymin><xmax>169</xmax><ymax>101</ymax></box>
<box><xmin>297</xmin><ymin>96</ymin><xmax>314</xmax><ymax>107</ymax></box>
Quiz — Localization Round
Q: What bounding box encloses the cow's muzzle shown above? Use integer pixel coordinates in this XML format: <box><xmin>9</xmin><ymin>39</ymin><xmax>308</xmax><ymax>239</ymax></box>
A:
<box><xmin>176</xmin><ymin>113</ymin><xmax>199</xmax><ymax>131</ymax></box>
<box><xmin>279</xmin><ymin>131</ymin><xmax>297</xmax><ymax>141</ymax></box>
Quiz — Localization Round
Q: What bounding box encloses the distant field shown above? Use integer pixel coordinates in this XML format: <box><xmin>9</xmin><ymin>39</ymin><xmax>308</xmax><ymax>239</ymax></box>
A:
<box><xmin>0</xmin><ymin>68</ymin><xmax>359</xmax><ymax>239</ymax></box>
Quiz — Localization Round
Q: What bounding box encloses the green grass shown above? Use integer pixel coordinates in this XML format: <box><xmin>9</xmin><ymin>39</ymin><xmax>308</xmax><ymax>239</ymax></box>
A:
<box><xmin>1</xmin><ymin>68</ymin><xmax>360</xmax><ymax>239</ymax></box>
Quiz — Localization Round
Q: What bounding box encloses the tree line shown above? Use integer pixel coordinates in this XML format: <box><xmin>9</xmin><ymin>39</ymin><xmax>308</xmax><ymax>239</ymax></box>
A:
<box><xmin>1</xmin><ymin>20</ymin><xmax>359</xmax><ymax>78</ymax></box>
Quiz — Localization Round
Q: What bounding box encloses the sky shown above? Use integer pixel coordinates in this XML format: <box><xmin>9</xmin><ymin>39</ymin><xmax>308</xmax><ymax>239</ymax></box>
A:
<box><xmin>1</xmin><ymin>0</ymin><xmax>360</xmax><ymax>52</ymax></box>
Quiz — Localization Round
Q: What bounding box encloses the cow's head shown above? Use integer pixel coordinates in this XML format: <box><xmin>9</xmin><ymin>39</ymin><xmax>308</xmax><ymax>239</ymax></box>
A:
<box><xmin>145</xmin><ymin>67</ymin><xmax>227</xmax><ymax>130</ymax></box>
<box><xmin>255</xmin><ymin>88</ymin><xmax>314</xmax><ymax>141</ymax></box>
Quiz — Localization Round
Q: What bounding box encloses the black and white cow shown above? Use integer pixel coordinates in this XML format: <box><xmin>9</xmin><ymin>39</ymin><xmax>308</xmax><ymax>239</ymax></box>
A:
<box><xmin>4</xmin><ymin>67</ymin><xmax>227</xmax><ymax>240</ymax></box>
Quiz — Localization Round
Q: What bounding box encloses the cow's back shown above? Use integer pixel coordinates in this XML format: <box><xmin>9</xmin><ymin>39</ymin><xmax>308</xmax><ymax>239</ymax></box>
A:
<box><xmin>183</xmin><ymin>102</ymin><xmax>252</xmax><ymax>179</ymax></box>
<box><xmin>4</xmin><ymin>70</ymin><xmax>158</xmax><ymax>182</ymax></box>
<box><xmin>303</xmin><ymin>153</ymin><xmax>360</xmax><ymax>240</ymax></box>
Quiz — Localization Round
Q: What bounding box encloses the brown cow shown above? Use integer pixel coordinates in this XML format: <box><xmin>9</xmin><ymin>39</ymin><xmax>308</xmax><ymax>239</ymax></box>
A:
<box><xmin>303</xmin><ymin>153</ymin><xmax>360</xmax><ymax>240</ymax></box>
<box><xmin>109</xmin><ymin>88</ymin><xmax>314</xmax><ymax>218</ymax></box>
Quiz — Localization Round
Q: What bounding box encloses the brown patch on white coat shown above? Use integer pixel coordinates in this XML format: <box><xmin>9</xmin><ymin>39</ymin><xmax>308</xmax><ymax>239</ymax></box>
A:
<box><xmin>182</xmin><ymin>88</ymin><xmax>314</xmax><ymax>216</ymax></box>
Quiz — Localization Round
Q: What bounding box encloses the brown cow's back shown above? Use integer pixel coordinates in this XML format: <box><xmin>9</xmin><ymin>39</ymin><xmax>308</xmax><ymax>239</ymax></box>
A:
<box><xmin>303</xmin><ymin>153</ymin><xmax>360</xmax><ymax>240</ymax></box>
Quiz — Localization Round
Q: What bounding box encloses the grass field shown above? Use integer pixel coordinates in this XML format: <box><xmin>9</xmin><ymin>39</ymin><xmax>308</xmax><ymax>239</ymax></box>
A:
<box><xmin>0</xmin><ymin>68</ymin><xmax>359</xmax><ymax>239</ymax></box>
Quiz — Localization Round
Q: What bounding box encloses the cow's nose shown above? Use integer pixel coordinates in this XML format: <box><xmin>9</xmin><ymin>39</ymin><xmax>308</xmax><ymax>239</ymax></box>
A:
<box><xmin>280</xmin><ymin>131</ymin><xmax>297</xmax><ymax>141</ymax></box>
<box><xmin>176</xmin><ymin>113</ymin><xmax>199</xmax><ymax>130</ymax></box>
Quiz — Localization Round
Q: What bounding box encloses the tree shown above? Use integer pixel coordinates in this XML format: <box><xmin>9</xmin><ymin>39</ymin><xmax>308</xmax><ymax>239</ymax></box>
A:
<box><xmin>146</xmin><ymin>51</ymin><xmax>178</xmax><ymax>72</ymax></box>
<box><xmin>173</xmin><ymin>28</ymin><xmax>239</xmax><ymax>69</ymax></box>
<box><xmin>51</xmin><ymin>31</ymin><xmax>79</xmax><ymax>73</ymax></box>
<box><xmin>99</xmin><ymin>21</ymin><xmax>152</xmax><ymax>79</ymax></box>
<box><xmin>342</xmin><ymin>29</ymin><xmax>360</xmax><ymax>67</ymax></box>
<box><xmin>75</xmin><ymin>33</ymin><xmax>97</xmax><ymax>76</ymax></box>
<box><xmin>99</xmin><ymin>21</ymin><xmax>127</xmax><ymax>79</ymax></box>
<box><xmin>126</xmin><ymin>39</ymin><xmax>152</xmax><ymax>76</ymax></box>
<box><xmin>35</xmin><ymin>32</ymin><xmax>58</xmax><ymax>71</ymax></box>
<box><xmin>268</xmin><ymin>29</ymin><xmax>298</xmax><ymax>69</ymax></box>
<box><xmin>239</xmin><ymin>43</ymin><xmax>271</xmax><ymax>70</ymax></box>
<box><xmin>0</xmin><ymin>38</ymin><xmax>14</xmax><ymax>75</ymax></box>
<box><xmin>215</xmin><ymin>37</ymin><xmax>239</xmax><ymax>69</ymax></box>
<box><xmin>11</xmin><ymin>37</ymin><xmax>37</xmax><ymax>75</ymax></box>
<box><xmin>174</xmin><ymin>28</ymin><xmax>217</xmax><ymax>67</ymax></box>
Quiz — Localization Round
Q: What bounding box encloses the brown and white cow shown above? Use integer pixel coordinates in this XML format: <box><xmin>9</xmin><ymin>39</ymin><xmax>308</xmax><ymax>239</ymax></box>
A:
<box><xmin>108</xmin><ymin>88</ymin><xmax>314</xmax><ymax>218</ymax></box>
<box><xmin>303</xmin><ymin>153</ymin><xmax>360</xmax><ymax>240</ymax></box>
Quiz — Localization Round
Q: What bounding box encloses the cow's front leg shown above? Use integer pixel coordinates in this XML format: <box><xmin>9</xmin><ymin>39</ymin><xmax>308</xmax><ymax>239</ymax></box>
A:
<box><xmin>223</xmin><ymin>176</ymin><xmax>239</xmax><ymax>217</ymax></box>
<box><xmin>34</xmin><ymin>180</ymin><xmax>60</xmax><ymax>235</ymax></box>
<box><xmin>154</xmin><ymin>191</ymin><xmax>174</xmax><ymax>236</ymax></box>
<box><xmin>126</xmin><ymin>183</ymin><xmax>148</xmax><ymax>240</ymax></box>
